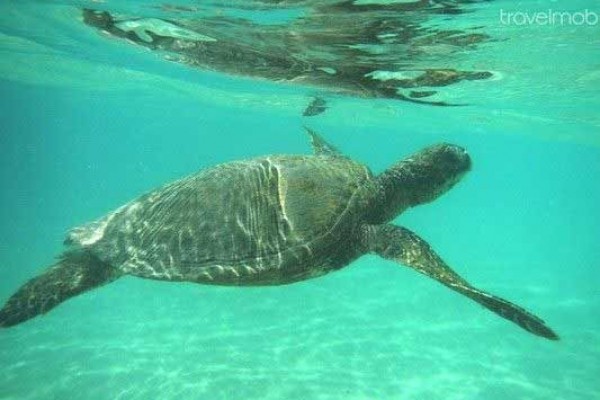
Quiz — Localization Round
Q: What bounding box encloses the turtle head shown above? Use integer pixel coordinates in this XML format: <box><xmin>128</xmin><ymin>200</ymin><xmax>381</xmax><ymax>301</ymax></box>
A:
<box><xmin>405</xmin><ymin>143</ymin><xmax>472</xmax><ymax>195</ymax></box>
<box><xmin>369</xmin><ymin>143</ymin><xmax>471</xmax><ymax>223</ymax></box>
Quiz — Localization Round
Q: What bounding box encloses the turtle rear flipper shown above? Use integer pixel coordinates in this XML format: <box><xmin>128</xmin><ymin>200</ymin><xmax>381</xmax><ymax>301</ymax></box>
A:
<box><xmin>365</xmin><ymin>224</ymin><xmax>559</xmax><ymax>340</ymax></box>
<box><xmin>0</xmin><ymin>251</ymin><xmax>119</xmax><ymax>327</ymax></box>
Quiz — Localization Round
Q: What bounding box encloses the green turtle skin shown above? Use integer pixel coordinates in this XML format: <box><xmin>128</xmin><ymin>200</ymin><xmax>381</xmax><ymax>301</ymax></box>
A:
<box><xmin>0</xmin><ymin>129</ymin><xmax>559</xmax><ymax>341</ymax></box>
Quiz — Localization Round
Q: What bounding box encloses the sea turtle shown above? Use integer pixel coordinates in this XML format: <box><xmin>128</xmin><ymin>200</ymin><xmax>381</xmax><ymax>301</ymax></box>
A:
<box><xmin>0</xmin><ymin>128</ymin><xmax>558</xmax><ymax>340</ymax></box>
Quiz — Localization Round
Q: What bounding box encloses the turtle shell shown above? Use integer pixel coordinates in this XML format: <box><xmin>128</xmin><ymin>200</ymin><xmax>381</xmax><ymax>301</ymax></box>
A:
<box><xmin>66</xmin><ymin>155</ymin><xmax>373</xmax><ymax>285</ymax></box>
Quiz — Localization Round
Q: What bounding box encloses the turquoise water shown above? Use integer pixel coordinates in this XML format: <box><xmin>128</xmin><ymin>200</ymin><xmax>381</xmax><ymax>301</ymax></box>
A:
<box><xmin>1</xmin><ymin>1</ymin><xmax>599</xmax><ymax>399</ymax></box>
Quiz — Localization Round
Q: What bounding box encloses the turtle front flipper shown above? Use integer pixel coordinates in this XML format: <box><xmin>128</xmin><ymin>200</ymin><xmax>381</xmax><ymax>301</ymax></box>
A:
<box><xmin>302</xmin><ymin>96</ymin><xmax>328</xmax><ymax>117</ymax></box>
<box><xmin>303</xmin><ymin>126</ymin><xmax>343</xmax><ymax>157</ymax></box>
<box><xmin>364</xmin><ymin>224</ymin><xmax>559</xmax><ymax>340</ymax></box>
<box><xmin>0</xmin><ymin>251</ymin><xmax>119</xmax><ymax>328</ymax></box>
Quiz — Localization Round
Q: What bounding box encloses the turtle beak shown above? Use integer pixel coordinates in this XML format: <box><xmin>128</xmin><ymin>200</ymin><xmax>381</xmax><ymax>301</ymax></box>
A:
<box><xmin>447</xmin><ymin>144</ymin><xmax>471</xmax><ymax>173</ymax></box>
<box><xmin>421</xmin><ymin>143</ymin><xmax>472</xmax><ymax>197</ymax></box>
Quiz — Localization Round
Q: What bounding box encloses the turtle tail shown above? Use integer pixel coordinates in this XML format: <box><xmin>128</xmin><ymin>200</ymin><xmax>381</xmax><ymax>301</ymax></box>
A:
<box><xmin>0</xmin><ymin>250</ymin><xmax>119</xmax><ymax>328</ymax></box>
